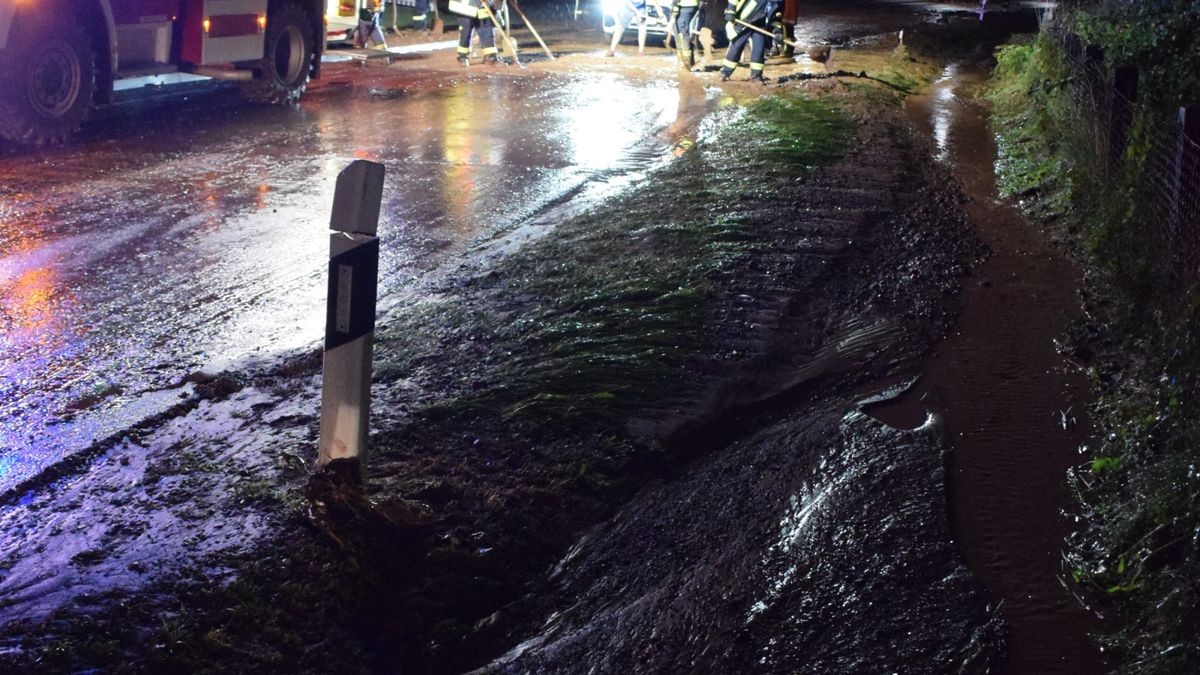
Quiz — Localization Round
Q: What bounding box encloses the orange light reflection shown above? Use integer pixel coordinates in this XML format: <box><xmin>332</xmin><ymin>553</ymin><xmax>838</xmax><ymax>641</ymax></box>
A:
<box><xmin>2</xmin><ymin>267</ymin><xmax>59</xmax><ymax>334</ymax></box>
<box><xmin>441</xmin><ymin>85</ymin><xmax>491</xmax><ymax>226</ymax></box>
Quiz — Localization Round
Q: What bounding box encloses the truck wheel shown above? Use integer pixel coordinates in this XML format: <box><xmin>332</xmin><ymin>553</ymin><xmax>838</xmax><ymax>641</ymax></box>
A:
<box><xmin>241</xmin><ymin>3</ymin><xmax>317</xmax><ymax>104</ymax></box>
<box><xmin>0</xmin><ymin>15</ymin><xmax>95</xmax><ymax>144</ymax></box>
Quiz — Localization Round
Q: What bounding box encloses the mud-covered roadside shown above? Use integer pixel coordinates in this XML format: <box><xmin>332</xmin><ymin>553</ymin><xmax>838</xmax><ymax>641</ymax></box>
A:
<box><xmin>356</xmin><ymin>77</ymin><xmax>995</xmax><ymax>673</ymax></box>
<box><xmin>1</xmin><ymin>19</ymin><xmax>999</xmax><ymax>675</ymax></box>
<box><xmin>483</xmin><ymin>409</ymin><xmax>1001</xmax><ymax>673</ymax></box>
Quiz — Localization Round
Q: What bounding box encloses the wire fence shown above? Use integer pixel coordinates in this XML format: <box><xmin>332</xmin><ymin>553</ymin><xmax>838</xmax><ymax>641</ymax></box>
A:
<box><xmin>1052</xmin><ymin>28</ymin><xmax>1200</xmax><ymax>293</ymax></box>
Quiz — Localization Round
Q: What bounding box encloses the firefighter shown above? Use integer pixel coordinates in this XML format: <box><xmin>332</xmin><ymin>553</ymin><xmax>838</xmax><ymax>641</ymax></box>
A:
<box><xmin>410</xmin><ymin>0</ymin><xmax>434</xmax><ymax>31</ymax></box>
<box><xmin>774</xmin><ymin>0</ymin><xmax>799</xmax><ymax>57</ymax></box>
<box><xmin>449</xmin><ymin>0</ymin><xmax>504</xmax><ymax>65</ymax></box>
<box><xmin>670</xmin><ymin>0</ymin><xmax>702</xmax><ymax>68</ymax></box>
<box><xmin>720</xmin><ymin>0</ymin><xmax>782</xmax><ymax>82</ymax></box>
<box><xmin>355</xmin><ymin>0</ymin><xmax>388</xmax><ymax>49</ymax></box>
<box><xmin>413</xmin><ymin>0</ymin><xmax>430</xmax><ymax>31</ymax></box>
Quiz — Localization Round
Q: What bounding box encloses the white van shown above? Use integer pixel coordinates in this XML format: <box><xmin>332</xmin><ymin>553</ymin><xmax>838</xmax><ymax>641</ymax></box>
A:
<box><xmin>601</xmin><ymin>0</ymin><xmax>672</xmax><ymax>42</ymax></box>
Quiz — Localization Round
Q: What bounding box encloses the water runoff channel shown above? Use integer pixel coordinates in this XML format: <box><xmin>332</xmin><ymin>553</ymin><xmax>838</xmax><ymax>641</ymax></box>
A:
<box><xmin>872</xmin><ymin>54</ymin><xmax>1112</xmax><ymax>675</ymax></box>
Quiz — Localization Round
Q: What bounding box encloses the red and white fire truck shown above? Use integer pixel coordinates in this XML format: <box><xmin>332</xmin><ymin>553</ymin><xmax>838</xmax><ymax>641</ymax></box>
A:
<box><xmin>0</xmin><ymin>0</ymin><xmax>326</xmax><ymax>144</ymax></box>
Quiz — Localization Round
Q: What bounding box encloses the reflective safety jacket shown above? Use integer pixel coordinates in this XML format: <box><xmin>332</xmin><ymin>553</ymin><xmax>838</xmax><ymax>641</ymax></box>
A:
<box><xmin>449</xmin><ymin>0</ymin><xmax>496</xmax><ymax>20</ymax></box>
<box><xmin>724</xmin><ymin>0</ymin><xmax>781</xmax><ymax>26</ymax></box>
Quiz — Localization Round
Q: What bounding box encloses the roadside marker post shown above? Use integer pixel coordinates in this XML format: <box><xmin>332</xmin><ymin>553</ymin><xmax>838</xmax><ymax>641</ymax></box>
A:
<box><xmin>318</xmin><ymin>160</ymin><xmax>385</xmax><ymax>476</ymax></box>
<box><xmin>1171</xmin><ymin>106</ymin><xmax>1199</xmax><ymax>273</ymax></box>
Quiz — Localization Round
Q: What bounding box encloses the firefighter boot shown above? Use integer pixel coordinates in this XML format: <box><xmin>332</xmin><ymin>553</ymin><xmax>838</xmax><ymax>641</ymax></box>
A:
<box><xmin>676</xmin><ymin>45</ymin><xmax>695</xmax><ymax>69</ymax></box>
<box><xmin>749</xmin><ymin>68</ymin><xmax>767</xmax><ymax>84</ymax></box>
<box><xmin>457</xmin><ymin>54</ymin><xmax>470</xmax><ymax>66</ymax></box>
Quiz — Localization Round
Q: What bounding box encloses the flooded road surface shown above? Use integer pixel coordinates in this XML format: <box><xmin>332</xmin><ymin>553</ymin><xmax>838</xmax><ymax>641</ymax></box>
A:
<box><xmin>785</xmin><ymin>0</ymin><xmax>1052</xmax><ymax>47</ymax></box>
<box><xmin>873</xmin><ymin>63</ymin><xmax>1111</xmax><ymax>672</ymax></box>
<box><xmin>0</xmin><ymin>66</ymin><xmax>704</xmax><ymax>495</ymax></box>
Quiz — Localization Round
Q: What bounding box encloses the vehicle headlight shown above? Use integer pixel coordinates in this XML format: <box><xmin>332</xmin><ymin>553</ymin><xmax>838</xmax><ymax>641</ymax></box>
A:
<box><xmin>601</xmin><ymin>0</ymin><xmax>621</xmax><ymax>16</ymax></box>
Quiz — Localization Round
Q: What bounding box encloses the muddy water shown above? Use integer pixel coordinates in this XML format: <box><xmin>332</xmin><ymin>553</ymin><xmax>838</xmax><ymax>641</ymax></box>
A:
<box><xmin>0</xmin><ymin>69</ymin><xmax>709</xmax><ymax>495</ymax></box>
<box><xmin>872</xmin><ymin>64</ymin><xmax>1110</xmax><ymax>671</ymax></box>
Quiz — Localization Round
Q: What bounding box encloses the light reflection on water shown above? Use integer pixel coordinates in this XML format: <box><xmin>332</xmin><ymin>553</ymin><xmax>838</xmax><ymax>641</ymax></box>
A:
<box><xmin>931</xmin><ymin>64</ymin><xmax>959</xmax><ymax>163</ymax></box>
<box><xmin>560</xmin><ymin>74</ymin><xmax>678</xmax><ymax>168</ymax></box>
<box><xmin>0</xmin><ymin>72</ymin><xmax>691</xmax><ymax>494</ymax></box>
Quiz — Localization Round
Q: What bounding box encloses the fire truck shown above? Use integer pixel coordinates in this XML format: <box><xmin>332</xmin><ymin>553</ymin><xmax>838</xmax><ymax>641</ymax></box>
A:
<box><xmin>0</xmin><ymin>0</ymin><xmax>325</xmax><ymax>145</ymax></box>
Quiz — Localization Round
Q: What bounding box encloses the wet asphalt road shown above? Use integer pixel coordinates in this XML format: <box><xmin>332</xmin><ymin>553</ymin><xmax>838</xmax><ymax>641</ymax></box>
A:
<box><xmin>0</xmin><ymin>62</ymin><xmax>690</xmax><ymax>494</ymax></box>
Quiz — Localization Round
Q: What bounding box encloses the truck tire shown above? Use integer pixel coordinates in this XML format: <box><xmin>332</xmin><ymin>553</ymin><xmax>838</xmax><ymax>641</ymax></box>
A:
<box><xmin>240</xmin><ymin>3</ymin><xmax>317</xmax><ymax>104</ymax></box>
<box><xmin>0</xmin><ymin>14</ymin><xmax>95</xmax><ymax>145</ymax></box>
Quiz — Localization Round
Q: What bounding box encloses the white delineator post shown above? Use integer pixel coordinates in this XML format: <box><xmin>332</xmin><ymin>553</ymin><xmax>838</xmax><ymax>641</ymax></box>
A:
<box><xmin>318</xmin><ymin>160</ymin><xmax>386</xmax><ymax>471</ymax></box>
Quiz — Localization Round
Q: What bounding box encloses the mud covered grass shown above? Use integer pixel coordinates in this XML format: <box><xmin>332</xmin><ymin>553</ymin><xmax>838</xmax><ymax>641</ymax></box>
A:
<box><xmin>350</xmin><ymin>75</ymin><xmax>978</xmax><ymax>672</ymax></box>
<box><xmin>355</xmin><ymin>95</ymin><xmax>862</xmax><ymax>670</ymax></box>
<box><xmin>988</xmin><ymin>21</ymin><xmax>1200</xmax><ymax>674</ymax></box>
<box><xmin>396</xmin><ymin>95</ymin><xmax>854</xmax><ymax>431</ymax></box>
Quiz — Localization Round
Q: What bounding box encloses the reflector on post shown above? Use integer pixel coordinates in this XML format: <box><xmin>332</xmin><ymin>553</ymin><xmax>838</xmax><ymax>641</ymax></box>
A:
<box><xmin>330</xmin><ymin>160</ymin><xmax>386</xmax><ymax>236</ymax></box>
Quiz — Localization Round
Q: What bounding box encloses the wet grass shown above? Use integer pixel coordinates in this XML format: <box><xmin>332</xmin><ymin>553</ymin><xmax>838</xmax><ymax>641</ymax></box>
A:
<box><xmin>377</xmin><ymin>93</ymin><xmax>854</xmax><ymax>434</ymax></box>
<box><xmin>737</xmin><ymin>96</ymin><xmax>857</xmax><ymax>169</ymax></box>
<box><xmin>453</xmin><ymin>216</ymin><xmax>717</xmax><ymax>429</ymax></box>
<box><xmin>986</xmin><ymin>37</ymin><xmax>1076</xmax><ymax>220</ymax></box>
<box><xmin>988</xmin><ymin>22</ymin><xmax>1200</xmax><ymax>675</ymax></box>
<box><xmin>1064</xmin><ymin>300</ymin><xmax>1200</xmax><ymax>673</ymax></box>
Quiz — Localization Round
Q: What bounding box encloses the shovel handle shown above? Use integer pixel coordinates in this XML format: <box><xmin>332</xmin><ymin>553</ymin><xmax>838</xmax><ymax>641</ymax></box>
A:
<box><xmin>509</xmin><ymin>0</ymin><xmax>555</xmax><ymax>60</ymax></box>
<box><xmin>481</xmin><ymin>1</ymin><xmax>525</xmax><ymax>68</ymax></box>
<box><xmin>733</xmin><ymin>18</ymin><xmax>797</xmax><ymax>48</ymax></box>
